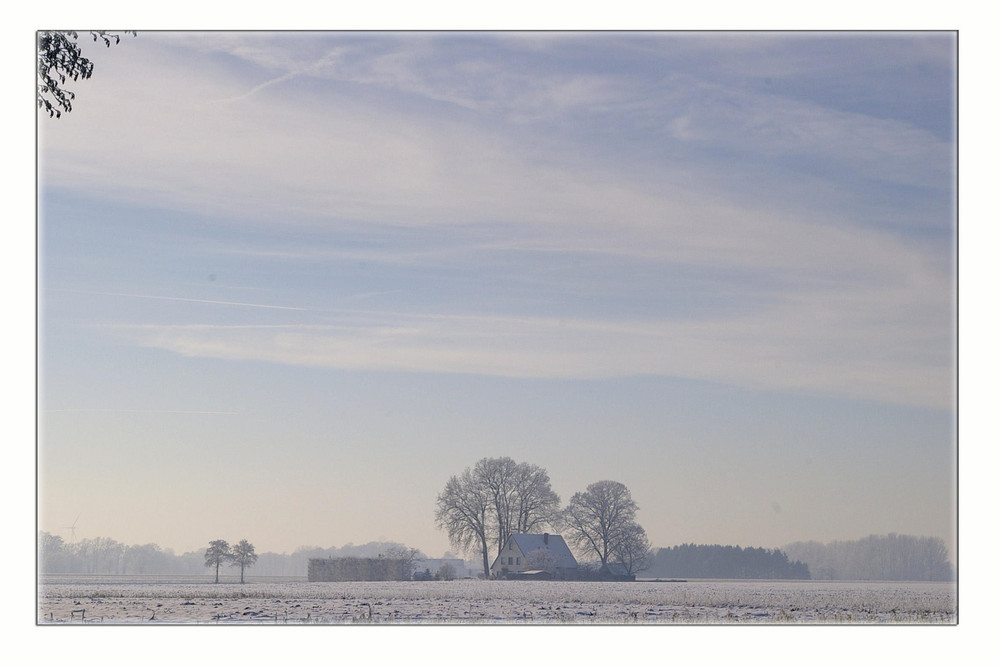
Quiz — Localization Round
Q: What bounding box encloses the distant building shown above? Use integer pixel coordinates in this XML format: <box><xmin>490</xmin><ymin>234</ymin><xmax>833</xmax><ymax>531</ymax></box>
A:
<box><xmin>490</xmin><ymin>533</ymin><xmax>578</xmax><ymax>579</ymax></box>
<box><xmin>307</xmin><ymin>556</ymin><xmax>411</xmax><ymax>582</ymax></box>
<box><xmin>412</xmin><ymin>558</ymin><xmax>474</xmax><ymax>580</ymax></box>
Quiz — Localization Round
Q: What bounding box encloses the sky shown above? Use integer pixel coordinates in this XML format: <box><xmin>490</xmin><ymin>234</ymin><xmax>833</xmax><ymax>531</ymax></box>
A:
<box><xmin>36</xmin><ymin>30</ymin><xmax>957</xmax><ymax>562</ymax></box>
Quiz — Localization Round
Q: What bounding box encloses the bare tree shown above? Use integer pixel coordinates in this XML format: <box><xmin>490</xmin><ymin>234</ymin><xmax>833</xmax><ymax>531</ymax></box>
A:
<box><xmin>71</xmin><ymin>536</ymin><xmax>126</xmax><ymax>574</ymax></box>
<box><xmin>614</xmin><ymin>522</ymin><xmax>652</xmax><ymax>576</ymax></box>
<box><xmin>524</xmin><ymin>547</ymin><xmax>560</xmax><ymax>574</ymax></box>
<box><xmin>124</xmin><ymin>543</ymin><xmax>169</xmax><ymax>575</ymax></box>
<box><xmin>436</xmin><ymin>467</ymin><xmax>493</xmax><ymax>577</ymax></box>
<box><xmin>383</xmin><ymin>545</ymin><xmax>422</xmax><ymax>580</ymax></box>
<box><xmin>204</xmin><ymin>539</ymin><xmax>231</xmax><ymax>583</ymax></box>
<box><xmin>436</xmin><ymin>457</ymin><xmax>560</xmax><ymax>577</ymax></box>
<box><xmin>38</xmin><ymin>532</ymin><xmax>70</xmax><ymax>573</ymax></box>
<box><xmin>510</xmin><ymin>461</ymin><xmax>562</xmax><ymax>536</ymax></box>
<box><xmin>563</xmin><ymin>480</ymin><xmax>639</xmax><ymax>568</ymax></box>
<box><xmin>436</xmin><ymin>562</ymin><xmax>457</xmax><ymax>581</ymax></box>
<box><xmin>476</xmin><ymin>456</ymin><xmax>520</xmax><ymax>558</ymax></box>
<box><xmin>230</xmin><ymin>539</ymin><xmax>258</xmax><ymax>584</ymax></box>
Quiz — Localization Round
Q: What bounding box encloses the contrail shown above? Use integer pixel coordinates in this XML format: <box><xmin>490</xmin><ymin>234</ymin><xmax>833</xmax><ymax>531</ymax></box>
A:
<box><xmin>211</xmin><ymin>71</ymin><xmax>299</xmax><ymax>104</ymax></box>
<box><xmin>49</xmin><ymin>288</ymin><xmax>306</xmax><ymax>311</ymax></box>
<box><xmin>209</xmin><ymin>51</ymin><xmax>340</xmax><ymax>104</ymax></box>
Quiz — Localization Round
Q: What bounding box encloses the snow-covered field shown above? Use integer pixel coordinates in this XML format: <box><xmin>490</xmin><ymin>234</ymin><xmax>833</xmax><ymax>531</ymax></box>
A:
<box><xmin>37</xmin><ymin>576</ymin><xmax>956</xmax><ymax>624</ymax></box>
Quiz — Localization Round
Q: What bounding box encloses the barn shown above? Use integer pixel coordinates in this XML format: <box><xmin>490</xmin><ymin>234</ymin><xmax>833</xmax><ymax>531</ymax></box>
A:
<box><xmin>307</xmin><ymin>556</ymin><xmax>411</xmax><ymax>582</ymax></box>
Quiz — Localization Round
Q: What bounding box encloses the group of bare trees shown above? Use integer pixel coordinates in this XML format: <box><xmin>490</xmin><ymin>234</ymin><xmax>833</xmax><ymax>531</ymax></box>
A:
<box><xmin>204</xmin><ymin>539</ymin><xmax>259</xmax><ymax>583</ymax></box>
<box><xmin>435</xmin><ymin>457</ymin><xmax>650</xmax><ymax>577</ymax></box>
<box><xmin>434</xmin><ymin>457</ymin><xmax>561</xmax><ymax>576</ymax></box>
<box><xmin>563</xmin><ymin>479</ymin><xmax>650</xmax><ymax>574</ymax></box>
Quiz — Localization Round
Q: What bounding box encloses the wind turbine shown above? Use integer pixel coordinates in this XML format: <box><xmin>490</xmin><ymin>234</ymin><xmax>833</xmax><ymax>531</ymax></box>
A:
<box><xmin>63</xmin><ymin>513</ymin><xmax>80</xmax><ymax>541</ymax></box>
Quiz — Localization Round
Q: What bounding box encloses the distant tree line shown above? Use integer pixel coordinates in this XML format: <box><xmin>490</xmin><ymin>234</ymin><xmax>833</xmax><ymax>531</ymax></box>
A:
<box><xmin>38</xmin><ymin>532</ymin><xmax>428</xmax><ymax>578</ymax></box>
<box><xmin>38</xmin><ymin>533</ymin><xmax>194</xmax><ymax>575</ymax></box>
<box><xmin>783</xmin><ymin>534</ymin><xmax>954</xmax><ymax>581</ymax></box>
<box><xmin>646</xmin><ymin>544</ymin><xmax>811</xmax><ymax>580</ymax></box>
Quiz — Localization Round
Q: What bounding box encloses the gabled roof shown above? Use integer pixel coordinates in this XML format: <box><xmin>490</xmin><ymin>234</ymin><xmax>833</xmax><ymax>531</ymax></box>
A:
<box><xmin>508</xmin><ymin>533</ymin><xmax>578</xmax><ymax>569</ymax></box>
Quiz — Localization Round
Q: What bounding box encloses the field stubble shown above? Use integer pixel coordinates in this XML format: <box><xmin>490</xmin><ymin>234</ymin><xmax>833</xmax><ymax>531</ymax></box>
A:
<box><xmin>37</xmin><ymin>577</ymin><xmax>956</xmax><ymax>625</ymax></box>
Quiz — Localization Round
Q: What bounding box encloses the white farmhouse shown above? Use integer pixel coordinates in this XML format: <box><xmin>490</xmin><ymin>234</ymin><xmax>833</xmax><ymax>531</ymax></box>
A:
<box><xmin>490</xmin><ymin>533</ymin><xmax>578</xmax><ymax>579</ymax></box>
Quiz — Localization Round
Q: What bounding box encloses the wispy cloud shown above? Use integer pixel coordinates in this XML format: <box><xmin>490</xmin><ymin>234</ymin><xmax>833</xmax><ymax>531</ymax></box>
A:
<box><xmin>40</xmin><ymin>34</ymin><xmax>952</xmax><ymax>259</ymax></box>
<box><xmin>114</xmin><ymin>292</ymin><xmax>952</xmax><ymax>409</ymax></box>
<box><xmin>50</xmin><ymin>289</ymin><xmax>307</xmax><ymax>311</ymax></box>
<box><xmin>659</xmin><ymin>73</ymin><xmax>952</xmax><ymax>189</ymax></box>
<box><xmin>40</xmin><ymin>32</ymin><xmax>954</xmax><ymax>412</ymax></box>
<box><xmin>206</xmin><ymin>49</ymin><xmax>343</xmax><ymax>105</ymax></box>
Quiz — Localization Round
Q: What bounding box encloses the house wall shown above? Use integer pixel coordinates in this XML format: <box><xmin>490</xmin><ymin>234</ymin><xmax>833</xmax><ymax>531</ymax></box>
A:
<box><xmin>490</xmin><ymin>542</ymin><xmax>526</xmax><ymax>577</ymax></box>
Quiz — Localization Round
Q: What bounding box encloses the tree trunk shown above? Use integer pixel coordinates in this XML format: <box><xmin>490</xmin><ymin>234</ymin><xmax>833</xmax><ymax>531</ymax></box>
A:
<box><xmin>240</xmin><ymin>563</ymin><xmax>245</xmax><ymax>584</ymax></box>
<box><xmin>214</xmin><ymin>560</ymin><xmax>220</xmax><ymax>583</ymax></box>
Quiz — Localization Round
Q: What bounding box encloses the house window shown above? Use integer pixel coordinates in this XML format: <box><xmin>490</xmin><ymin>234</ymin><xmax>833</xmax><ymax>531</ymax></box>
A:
<box><xmin>516</xmin><ymin>557</ymin><xmax>521</xmax><ymax>566</ymax></box>
<box><xmin>508</xmin><ymin>556</ymin><xmax>514</xmax><ymax>565</ymax></box>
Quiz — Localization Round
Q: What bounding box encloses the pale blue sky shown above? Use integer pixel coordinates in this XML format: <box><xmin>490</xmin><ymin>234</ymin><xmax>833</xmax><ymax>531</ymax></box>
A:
<box><xmin>37</xmin><ymin>31</ymin><xmax>956</xmax><ymax>559</ymax></box>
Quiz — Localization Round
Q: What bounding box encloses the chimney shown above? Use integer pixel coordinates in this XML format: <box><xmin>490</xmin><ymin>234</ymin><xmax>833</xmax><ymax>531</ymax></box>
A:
<box><xmin>543</xmin><ymin>533</ymin><xmax>549</xmax><ymax>545</ymax></box>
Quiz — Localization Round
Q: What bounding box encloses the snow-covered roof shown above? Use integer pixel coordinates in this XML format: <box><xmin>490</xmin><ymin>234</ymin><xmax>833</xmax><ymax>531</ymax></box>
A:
<box><xmin>509</xmin><ymin>533</ymin><xmax>578</xmax><ymax>569</ymax></box>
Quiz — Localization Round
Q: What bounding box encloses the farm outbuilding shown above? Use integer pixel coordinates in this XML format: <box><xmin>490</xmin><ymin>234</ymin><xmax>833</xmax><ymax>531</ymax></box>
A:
<box><xmin>308</xmin><ymin>556</ymin><xmax>412</xmax><ymax>582</ymax></box>
<box><xmin>412</xmin><ymin>558</ymin><xmax>474</xmax><ymax>580</ymax></box>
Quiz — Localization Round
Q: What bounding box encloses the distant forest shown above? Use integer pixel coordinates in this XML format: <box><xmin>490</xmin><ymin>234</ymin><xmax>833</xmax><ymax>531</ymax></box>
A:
<box><xmin>783</xmin><ymin>534</ymin><xmax>954</xmax><ymax>581</ymax></box>
<box><xmin>644</xmin><ymin>535</ymin><xmax>954</xmax><ymax>581</ymax></box>
<box><xmin>645</xmin><ymin>544</ymin><xmax>811</xmax><ymax>580</ymax></box>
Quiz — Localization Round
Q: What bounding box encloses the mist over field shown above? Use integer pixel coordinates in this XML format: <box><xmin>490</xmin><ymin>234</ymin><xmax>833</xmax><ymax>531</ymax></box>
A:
<box><xmin>38</xmin><ymin>530</ymin><xmax>953</xmax><ymax>583</ymax></box>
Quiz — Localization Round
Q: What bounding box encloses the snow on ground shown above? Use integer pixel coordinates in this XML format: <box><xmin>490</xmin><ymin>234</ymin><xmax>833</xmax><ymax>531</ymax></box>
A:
<box><xmin>37</xmin><ymin>578</ymin><xmax>956</xmax><ymax>624</ymax></box>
